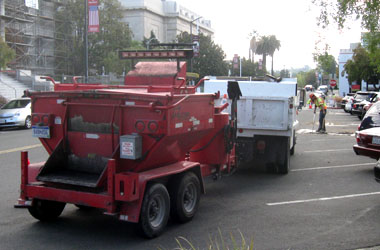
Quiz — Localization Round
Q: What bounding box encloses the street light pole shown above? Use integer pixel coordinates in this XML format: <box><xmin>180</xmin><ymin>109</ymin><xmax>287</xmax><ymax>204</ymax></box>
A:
<box><xmin>146</xmin><ymin>38</ymin><xmax>155</xmax><ymax>50</ymax></box>
<box><xmin>190</xmin><ymin>16</ymin><xmax>202</xmax><ymax>72</ymax></box>
<box><xmin>84</xmin><ymin>0</ymin><xmax>88</xmax><ymax>83</ymax></box>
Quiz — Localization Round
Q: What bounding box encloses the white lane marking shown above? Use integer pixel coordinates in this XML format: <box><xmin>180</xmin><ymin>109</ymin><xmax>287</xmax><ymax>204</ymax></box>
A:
<box><xmin>267</xmin><ymin>192</ymin><xmax>380</xmax><ymax>206</ymax></box>
<box><xmin>0</xmin><ymin>144</ymin><xmax>42</xmax><ymax>155</ymax></box>
<box><xmin>304</xmin><ymin>149</ymin><xmax>352</xmax><ymax>153</ymax></box>
<box><xmin>291</xmin><ymin>162</ymin><xmax>375</xmax><ymax>172</ymax></box>
<box><xmin>310</xmin><ymin>138</ymin><xmax>354</xmax><ymax>142</ymax></box>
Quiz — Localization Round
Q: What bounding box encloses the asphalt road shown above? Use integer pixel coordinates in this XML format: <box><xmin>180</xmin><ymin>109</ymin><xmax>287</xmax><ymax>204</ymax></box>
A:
<box><xmin>0</xmin><ymin>106</ymin><xmax>380</xmax><ymax>250</ymax></box>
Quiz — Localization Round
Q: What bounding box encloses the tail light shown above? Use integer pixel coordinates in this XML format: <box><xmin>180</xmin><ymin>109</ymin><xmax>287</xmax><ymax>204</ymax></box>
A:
<box><xmin>356</xmin><ymin>131</ymin><xmax>371</xmax><ymax>145</ymax></box>
<box><xmin>31</xmin><ymin>113</ymin><xmax>53</xmax><ymax>126</ymax></box>
<box><xmin>134</xmin><ymin>120</ymin><xmax>165</xmax><ymax>134</ymax></box>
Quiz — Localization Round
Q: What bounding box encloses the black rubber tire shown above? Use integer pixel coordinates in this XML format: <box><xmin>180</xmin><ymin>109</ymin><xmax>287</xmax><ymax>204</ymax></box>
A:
<box><xmin>170</xmin><ymin>172</ymin><xmax>201</xmax><ymax>223</ymax></box>
<box><xmin>278</xmin><ymin>139</ymin><xmax>290</xmax><ymax>175</ymax></box>
<box><xmin>290</xmin><ymin>134</ymin><xmax>296</xmax><ymax>156</ymax></box>
<box><xmin>138</xmin><ymin>183</ymin><xmax>170</xmax><ymax>238</ymax></box>
<box><xmin>24</xmin><ymin>116</ymin><xmax>31</xmax><ymax>129</ymax></box>
<box><xmin>28</xmin><ymin>199</ymin><xmax>66</xmax><ymax>221</ymax></box>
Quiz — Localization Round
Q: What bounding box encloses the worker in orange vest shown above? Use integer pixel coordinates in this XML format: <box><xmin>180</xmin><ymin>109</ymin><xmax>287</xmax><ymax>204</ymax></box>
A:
<box><xmin>308</xmin><ymin>93</ymin><xmax>327</xmax><ymax>133</ymax></box>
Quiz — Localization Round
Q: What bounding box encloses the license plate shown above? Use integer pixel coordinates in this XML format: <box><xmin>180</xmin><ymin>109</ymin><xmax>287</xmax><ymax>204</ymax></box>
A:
<box><xmin>372</xmin><ymin>136</ymin><xmax>380</xmax><ymax>145</ymax></box>
<box><xmin>0</xmin><ymin>119</ymin><xmax>5</xmax><ymax>124</ymax></box>
<box><xmin>32</xmin><ymin>126</ymin><xmax>50</xmax><ymax>138</ymax></box>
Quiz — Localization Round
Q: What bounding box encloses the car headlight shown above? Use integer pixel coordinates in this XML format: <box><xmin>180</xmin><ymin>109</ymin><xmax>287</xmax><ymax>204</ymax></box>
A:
<box><xmin>14</xmin><ymin>111</ymin><xmax>20</xmax><ymax>117</ymax></box>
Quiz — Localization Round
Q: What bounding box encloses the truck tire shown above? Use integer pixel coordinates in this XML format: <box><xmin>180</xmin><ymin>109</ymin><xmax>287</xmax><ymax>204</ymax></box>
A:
<box><xmin>138</xmin><ymin>183</ymin><xmax>170</xmax><ymax>238</ymax></box>
<box><xmin>28</xmin><ymin>199</ymin><xmax>66</xmax><ymax>221</ymax></box>
<box><xmin>290</xmin><ymin>134</ymin><xmax>296</xmax><ymax>156</ymax></box>
<box><xmin>170</xmin><ymin>172</ymin><xmax>201</xmax><ymax>223</ymax></box>
<box><xmin>278</xmin><ymin>139</ymin><xmax>290</xmax><ymax>174</ymax></box>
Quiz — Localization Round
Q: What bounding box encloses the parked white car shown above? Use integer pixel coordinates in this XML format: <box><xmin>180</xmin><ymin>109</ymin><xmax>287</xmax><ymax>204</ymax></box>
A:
<box><xmin>345</xmin><ymin>98</ymin><xmax>353</xmax><ymax>113</ymax></box>
<box><xmin>317</xmin><ymin>85</ymin><xmax>329</xmax><ymax>95</ymax></box>
<box><xmin>0</xmin><ymin>98</ymin><xmax>32</xmax><ymax>129</ymax></box>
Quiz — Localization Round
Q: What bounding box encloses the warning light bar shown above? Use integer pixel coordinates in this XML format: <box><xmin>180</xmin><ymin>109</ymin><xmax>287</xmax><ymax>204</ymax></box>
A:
<box><xmin>119</xmin><ymin>49</ymin><xmax>193</xmax><ymax>60</ymax></box>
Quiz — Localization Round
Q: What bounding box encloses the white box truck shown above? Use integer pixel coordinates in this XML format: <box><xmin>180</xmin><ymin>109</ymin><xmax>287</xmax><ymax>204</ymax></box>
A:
<box><xmin>203</xmin><ymin>78</ymin><xmax>299</xmax><ymax>174</ymax></box>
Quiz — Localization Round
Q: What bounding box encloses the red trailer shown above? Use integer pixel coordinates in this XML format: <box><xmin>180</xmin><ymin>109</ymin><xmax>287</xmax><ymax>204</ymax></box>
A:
<box><xmin>15</xmin><ymin>49</ymin><xmax>237</xmax><ymax>238</ymax></box>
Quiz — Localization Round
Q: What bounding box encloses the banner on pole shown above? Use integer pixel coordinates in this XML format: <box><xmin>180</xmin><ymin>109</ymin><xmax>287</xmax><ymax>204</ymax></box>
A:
<box><xmin>88</xmin><ymin>0</ymin><xmax>99</xmax><ymax>33</ymax></box>
<box><xmin>192</xmin><ymin>35</ymin><xmax>200</xmax><ymax>57</ymax></box>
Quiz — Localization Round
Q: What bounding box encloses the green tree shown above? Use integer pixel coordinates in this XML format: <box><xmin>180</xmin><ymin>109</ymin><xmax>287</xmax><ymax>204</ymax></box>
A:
<box><xmin>241</xmin><ymin>58</ymin><xmax>259</xmax><ymax>77</ymax></box>
<box><xmin>268</xmin><ymin>35</ymin><xmax>281</xmax><ymax>76</ymax></box>
<box><xmin>142</xmin><ymin>31</ymin><xmax>160</xmax><ymax>49</ymax></box>
<box><xmin>280</xmin><ymin>69</ymin><xmax>290</xmax><ymax>78</ymax></box>
<box><xmin>343</xmin><ymin>45</ymin><xmax>380</xmax><ymax>90</ymax></box>
<box><xmin>313</xmin><ymin>0</ymin><xmax>380</xmax><ymax>31</ymax></box>
<box><xmin>255</xmin><ymin>36</ymin><xmax>271</xmax><ymax>73</ymax></box>
<box><xmin>297</xmin><ymin>69</ymin><xmax>317</xmax><ymax>88</ymax></box>
<box><xmin>363</xmin><ymin>32</ymin><xmax>380</xmax><ymax>75</ymax></box>
<box><xmin>176</xmin><ymin>32</ymin><xmax>228</xmax><ymax>78</ymax></box>
<box><xmin>0</xmin><ymin>38</ymin><xmax>15</xmax><ymax>70</ymax></box>
<box><xmin>314</xmin><ymin>52</ymin><xmax>337</xmax><ymax>77</ymax></box>
<box><xmin>57</xmin><ymin>0</ymin><xmax>135</xmax><ymax>76</ymax></box>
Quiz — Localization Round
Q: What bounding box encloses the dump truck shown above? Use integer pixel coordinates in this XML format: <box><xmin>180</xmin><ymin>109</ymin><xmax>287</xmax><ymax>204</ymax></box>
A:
<box><xmin>204</xmin><ymin>77</ymin><xmax>299</xmax><ymax>174</ymax></box>
<box><xmin>15</xmin><ymin>49</ymin><xmax>239</xmax><ymax>238</ymax></box>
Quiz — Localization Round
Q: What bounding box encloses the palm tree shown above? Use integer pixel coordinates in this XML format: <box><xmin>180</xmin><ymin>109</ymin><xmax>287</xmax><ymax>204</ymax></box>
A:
<box><xmin>268</xmin><ymin>35</ymin><xmax>281</xmax><ymax>76</ymax></box>
<box><xmin>255</xmin><ymin>36</ymin><xmax>271</xmax><ymax>73</ymax></box>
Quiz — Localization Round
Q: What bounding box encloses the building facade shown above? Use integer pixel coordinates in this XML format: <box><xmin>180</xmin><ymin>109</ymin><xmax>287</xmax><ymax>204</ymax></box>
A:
<box><xmin>338</xmin><ymin>43</ymin><xmax>361</xmax><ymax>96</ymax></box>
<box><xmin>119</xmin><ymin>0</ymin><xmax>213</xmax><ymax>43</ymax></box>
<box><xmin>0</xmin><ymin>0</ymin><xmax>212</xmax><ymax>76</ymax></box>
<box><xmin>0</xmin><ymin>0</ymin><xmax>70</xmax><ymax>76</ymax></box>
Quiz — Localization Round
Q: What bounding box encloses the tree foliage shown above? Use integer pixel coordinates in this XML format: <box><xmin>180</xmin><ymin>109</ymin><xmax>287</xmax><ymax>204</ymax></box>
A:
<box><xmin>176</xmin><ymin>32</ymin><xmax>228</xmax><ymax>78</ymax></box>
<box><xmin>314</xmin><ymin>52</ymin><xmax>337</xmax><ymax>76</ymax></box>
<box><xmin>268</xmin><ymin>35</ymin><xmax>281</xmax><ymax>75</ymax></box>
<box><xmin>363</xmin><ymin>32</ymin><xmax>380</xmax><ymax>74</ymax></box>
<box><xmin>313</xmin><ymin>0</ymin><xmax>380</xmax><ymax>31</ymax></box>
<box><xmin>255</xmin><ymin>36</ymin><xmax>270</xmax><ymax>73</ymax></box>
<box><xmin>0</xmin><ymin>38</ymin><xmax>15</xmax><ymax>70</ymax></box>
<box><xmin>255</xmin><ymin>35</ymin><xmax>281</xmax><ymax>74</ymax></box>
<box><xmin>343</xmin><ymin>45</ymin><xmax>380</xmax><ymax>89</ymax></box>
<box><xmin>280</xmin><ymin>69</ymin><xmax>290</xmax><ymax>78</ymax></box>
<box><xmin>240</xmin><ymin>58</ymin><xmax>260</xmax><ymax>77</ymax></box>
<box><xmin>142</xmin><ymin>31</ymin><xmax>160</xmax><ymax>49</ymax></box>
<box><xmin>56</xmin><ymin>0</ymin><xmax>135</xmax><ymax>76</ymax></box>
<box><xmin>297</xmin><ymin>69</ymin><xmax>317</xmax><ymax>88</ymax></box>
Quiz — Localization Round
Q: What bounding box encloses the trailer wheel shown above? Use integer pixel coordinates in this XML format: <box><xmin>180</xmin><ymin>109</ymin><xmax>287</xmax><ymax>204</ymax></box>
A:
<box><xmin>138</xmin><ymin>183</ymin><xmax>170</xmax><ymax>238</ymax></box>
<box><xmin>28</xmin><ymin>199</ymin><xmax>66</xmax><ymax>221</ymax></box>
<box><xmin>278</xmin><ymin>139</ymin><xmax>290</xmax><ymax>175</ymax></box>
<box><xmin>170</xmin><ymin>172</ymin><xmax>200</xmax><ymax>223</ymax></box>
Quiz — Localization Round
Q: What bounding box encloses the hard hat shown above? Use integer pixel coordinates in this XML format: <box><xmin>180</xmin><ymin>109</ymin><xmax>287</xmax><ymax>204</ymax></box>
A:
<box><xmin>309</xmin><ymin>93</ymin><xmax>315</xmax><ymax>98</ymax></box>
<box><xmin>223</xmin><ymin>94</ymin><xmax>228</xmax><ymax>98</ymax></box>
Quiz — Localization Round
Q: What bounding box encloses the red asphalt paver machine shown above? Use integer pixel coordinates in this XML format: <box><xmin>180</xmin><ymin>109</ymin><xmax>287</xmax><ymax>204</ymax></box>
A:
<box><xmin>15</xmin><ymin>47</ymin><xmax>239</xmax><ymax>238</ymax></box>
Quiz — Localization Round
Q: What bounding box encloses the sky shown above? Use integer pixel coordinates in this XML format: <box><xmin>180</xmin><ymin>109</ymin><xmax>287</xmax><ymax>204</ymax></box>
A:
<box><xmin>176</xmin><ymin>0</ymin><xmax>364</xmax><ymax>71</ymax></box>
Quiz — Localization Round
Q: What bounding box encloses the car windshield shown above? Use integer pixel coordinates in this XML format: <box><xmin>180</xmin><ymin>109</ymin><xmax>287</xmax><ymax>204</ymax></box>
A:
<box><xmin>367</xmin><ymin>102</ymin><xmax>380</xmax><ymax>116</ymax></box>
<box><xmin>355</xmin><ymin>93</ymin><xmax>374</xmax><ymax>101</ymax></box>
<box><xmin>1</xmin><ymin>99</ymin><xmax>30</xmax><ymax>109</ymax></box>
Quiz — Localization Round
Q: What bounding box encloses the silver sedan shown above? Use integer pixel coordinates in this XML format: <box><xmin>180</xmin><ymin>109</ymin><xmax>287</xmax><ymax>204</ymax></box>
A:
<box><xmin>0</xmin><ymin>98</ymin><xmax>31</xmax><ymax>129</ymax></box>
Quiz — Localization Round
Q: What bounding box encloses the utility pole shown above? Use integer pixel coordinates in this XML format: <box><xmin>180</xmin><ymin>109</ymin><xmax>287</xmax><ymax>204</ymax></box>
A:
<box><xmin>190</xmin><ymin>16</ymin><xmax>201</xmax><ymax>72</ymax></box>
<box><xmin>84</xmin><ymin>0</ymin><xmax>88</xmax><ymax>83</ymax></box>
<box><xmin>0</xmin><ymin>0</ymin><xmax>5</xmax><ymax>40</ymax></box>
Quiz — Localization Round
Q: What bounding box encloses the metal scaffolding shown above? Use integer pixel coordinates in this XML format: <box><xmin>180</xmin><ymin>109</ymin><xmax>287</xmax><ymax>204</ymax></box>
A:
<box><xmin>0</xmin><ymin>0</ymin><xmax>71</xmax><ymax>76</ymax></box>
